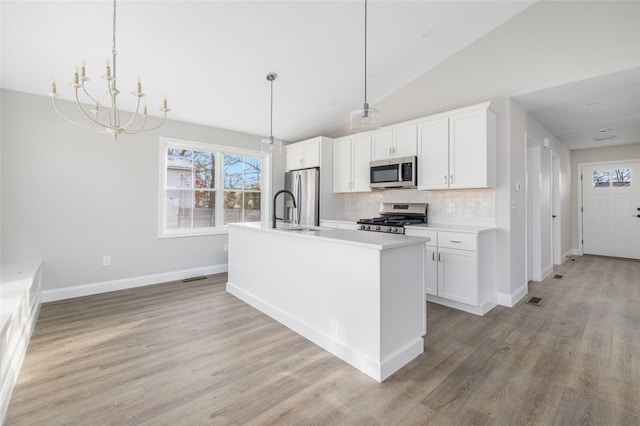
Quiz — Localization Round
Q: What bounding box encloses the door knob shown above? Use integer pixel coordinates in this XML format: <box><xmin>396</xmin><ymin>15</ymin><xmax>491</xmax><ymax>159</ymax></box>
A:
<box><xmin>552</xmin><ymin>215</ymin><xmax>557</xmax><ymax>218</ymax></box>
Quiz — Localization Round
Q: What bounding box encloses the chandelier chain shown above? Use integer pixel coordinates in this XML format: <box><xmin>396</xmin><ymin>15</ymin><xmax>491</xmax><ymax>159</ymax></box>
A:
<box><xmin>112</xmin><ymin>0</ymin><xmax>117</xmax><ymax>57</ymax></box>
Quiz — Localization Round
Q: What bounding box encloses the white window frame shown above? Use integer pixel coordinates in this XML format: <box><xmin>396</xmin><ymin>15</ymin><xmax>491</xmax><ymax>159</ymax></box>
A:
<box><xmin>158</xmin><ymin>137</ymin><xmax>271</xmax><ymax>238</ymax></box>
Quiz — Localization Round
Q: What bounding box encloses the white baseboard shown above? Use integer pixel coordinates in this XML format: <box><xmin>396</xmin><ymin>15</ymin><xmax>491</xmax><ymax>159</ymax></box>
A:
<box><xmin>541</xmin><ymin>264</ymin><xmax>554</xmax><ymax>281</ymax></box>
<box><xmin>426</xmin><ymin>295</ymin><xmax>498</xmax><ymax>316</ymax></box>
<box><xmin>42</xmin><ymin>264</ymin><xmax>228</xmax><ymax>303</ymax></box>
<box><xmin>561</xmin><ymin>250</ymin><xmax>574</xmax><ymax>264</ymax></box>
<box><xmin>497</xmin><ymin>282</ymin><xmax>528</xmax><ymax>307</ymax></box>
<box><xmin>571</xmin><ymin>248</ymin><xmax>582</xmax><ymax>256</ymax></box>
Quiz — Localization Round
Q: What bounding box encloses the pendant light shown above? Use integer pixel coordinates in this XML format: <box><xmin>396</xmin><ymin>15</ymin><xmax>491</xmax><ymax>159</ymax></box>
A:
<box><xmin>261</xmin><ymin>73</ymin><xmax>283</xmax><ymax>154</ymax></box>
<box><xmin>349</xmin><ymin>0</ymin><xmax>381</xmax><ymax>132</ymax></box>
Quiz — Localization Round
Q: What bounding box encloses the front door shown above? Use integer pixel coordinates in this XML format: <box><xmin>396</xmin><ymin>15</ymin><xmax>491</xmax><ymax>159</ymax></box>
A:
<box><xmin>582</xmin><ymin>162</ymin><xmax>640</xmax><ymax>259</ymax></box>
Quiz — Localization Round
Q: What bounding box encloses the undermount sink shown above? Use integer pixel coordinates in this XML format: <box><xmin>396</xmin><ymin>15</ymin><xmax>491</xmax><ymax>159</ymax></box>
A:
<box><xmin>276</xmin><ymin>225</ymin><xmax>328</xmax><ymax>232</ymax></box>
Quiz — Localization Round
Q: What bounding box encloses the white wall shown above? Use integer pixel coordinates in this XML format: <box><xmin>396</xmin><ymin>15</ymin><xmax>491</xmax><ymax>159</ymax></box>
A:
<box><xmin>0</xmin><ymin>89</ymin><xmax>284</xmax><ymax>292</ymax></box>
<box><xmin>570</xmin><ymin>143</ymin><xmax>640</xmax><ymax>252</ymax></box>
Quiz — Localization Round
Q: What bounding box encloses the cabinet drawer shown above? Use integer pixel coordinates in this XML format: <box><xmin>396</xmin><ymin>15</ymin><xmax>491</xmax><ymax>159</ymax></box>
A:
<box><xmin>438</xmin><ymin>232</ymin><xmax>476</xmax><ymax>251</ymax></box>
<box><xmin>405</xmin><ymin>228</ymin><xmax>437</xmax><ymax>245</ymax></box>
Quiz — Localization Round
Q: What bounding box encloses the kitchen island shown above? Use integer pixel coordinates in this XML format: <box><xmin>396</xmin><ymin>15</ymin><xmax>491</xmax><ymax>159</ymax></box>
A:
<box><xmin>226</xmin><ymin>222</ymin><xmax>428</xmax><ymax>382</ymax></box>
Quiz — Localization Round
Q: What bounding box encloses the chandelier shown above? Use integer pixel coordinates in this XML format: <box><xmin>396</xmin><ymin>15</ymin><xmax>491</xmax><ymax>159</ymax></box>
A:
<box><xmin>349</xmin><ymin>0</ymin><xmax>381</xmax><ymax>132</ymax></box>
<box><xmin>47</xmin><ymin>0</ymin><xmax>169</xmax><ymax>139</ymax></box>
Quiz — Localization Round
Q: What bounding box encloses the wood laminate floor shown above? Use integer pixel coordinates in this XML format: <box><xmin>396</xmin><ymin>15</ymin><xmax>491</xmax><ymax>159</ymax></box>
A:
<box><xmin>5</xmin><ymin>255</ymin><xmax>640</xmax><ymax>425</ymax></box>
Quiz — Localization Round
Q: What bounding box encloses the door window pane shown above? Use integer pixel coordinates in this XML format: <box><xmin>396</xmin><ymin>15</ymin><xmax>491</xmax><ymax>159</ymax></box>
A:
<box><xmin>592</xmin><ymin>169</ymin><xmax>610</xmax><ymax>187</ymax></box>
<box><xmin>612</xmin><ymin>168</ymin><xmax>631</xmax><ymax>187</ymax></box>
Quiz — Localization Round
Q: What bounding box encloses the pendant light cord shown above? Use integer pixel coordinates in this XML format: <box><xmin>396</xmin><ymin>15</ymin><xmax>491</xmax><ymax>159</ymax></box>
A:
<box><xmin>270</xmin><ymin>78</ymin><xmax>274</xmax><ymax>138</ymax></box>
<box><xmin>364</xmin><ymin>0</ymin><xmax>368</xmax><ymax>106</ymax></box>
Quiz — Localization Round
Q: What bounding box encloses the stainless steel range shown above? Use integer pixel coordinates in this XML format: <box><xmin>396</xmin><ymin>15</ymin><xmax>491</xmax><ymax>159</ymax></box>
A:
<box><xmin>357</xmin><ymin>202</ymin><xmax>428</xmax><ymax>234</ymax></box>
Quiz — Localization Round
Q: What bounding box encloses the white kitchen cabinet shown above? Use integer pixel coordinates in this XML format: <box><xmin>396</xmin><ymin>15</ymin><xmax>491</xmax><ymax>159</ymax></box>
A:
<box><xmin>333</xmin><ymin>135</ymin><xmax>371</xmax><ymax>193</ymax></box>
<box><xmin>424</xmin><ymin>245</ymin><xmax>438</xmax><ymax>296</ymax></box>
<box><xmin>405</xmin><ymin>227</ymin><xmax>496</xmax><ymax>316</ymax></box>
<box><xmin>371</xmin><ymin>125</ymin><xmax>417</xmax><ymax>161</ymax></box>
<box><xmin>418</xmin><ymin>102</ymin><xmax>497</xmax><ymax>190</ymax></box>
<box><xmin>437</xmin><ymin>247</ymin><xmax>477</xmax><ymax>305</ymax></box>
<box><xmin>417</xmin><ymin>117</ymin><xmax>449</xmax><ymax>190</ymax></box>
<box><xmin>285</xmin><ymin>137</ymin><xmax>321</xmax><ymax>171</ymax></box>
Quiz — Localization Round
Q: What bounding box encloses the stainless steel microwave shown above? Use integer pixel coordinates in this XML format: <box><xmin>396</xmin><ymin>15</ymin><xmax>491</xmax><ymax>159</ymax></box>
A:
<box><xmin>370</xmin><ymin>156</ymin><xmax>417</xmax><ymax>189</ymax></box>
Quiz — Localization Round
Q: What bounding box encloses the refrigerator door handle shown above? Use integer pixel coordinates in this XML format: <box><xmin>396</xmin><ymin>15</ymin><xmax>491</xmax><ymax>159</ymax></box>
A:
<box><xmin>296</xmin><ymin>174</ymin><xmax>302</xmax><ymax>224</ymax></box>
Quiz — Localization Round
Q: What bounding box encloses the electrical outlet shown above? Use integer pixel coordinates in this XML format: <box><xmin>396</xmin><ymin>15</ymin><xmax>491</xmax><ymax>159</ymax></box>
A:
<box><xmin>448</xmin><ymin>203</ymin><xmax>456</xmax><ymax>214</ymax></box>
<box><xmin>102</xmin><ymin>255</ymin><xmax>111</xmax><ymax>266</ymax></box>
<box><xmin>223</xmin><ymin>244</ymin><xmax>228</xmax><ymax>252</ymax></box>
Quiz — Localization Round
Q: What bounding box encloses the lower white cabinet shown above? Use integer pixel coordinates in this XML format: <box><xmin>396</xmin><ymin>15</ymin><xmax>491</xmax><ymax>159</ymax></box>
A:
<box><xmin>406</xmin><ymin>227</ymin><xmax>496</xmax><ymax>316</ymax></box>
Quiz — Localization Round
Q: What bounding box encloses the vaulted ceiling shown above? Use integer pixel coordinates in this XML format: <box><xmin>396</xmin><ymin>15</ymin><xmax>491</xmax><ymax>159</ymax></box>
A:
<box><xmin>1</xmin><ymin>1</ymin><xmax>638</xmax><ymax>150</ymax></box>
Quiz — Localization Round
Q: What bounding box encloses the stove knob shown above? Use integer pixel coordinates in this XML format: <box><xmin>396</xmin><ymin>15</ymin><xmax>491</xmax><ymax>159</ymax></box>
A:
<box><xmin>365</xmin><ymin>225</ymin><xmax>371</xmax><ymax>230</ymax></box>
<box><xmin>375</xmin><ymin>226</ymin><xmax>381</xmax><ymax>231</ymax></box>
<box><xmin>387</xmin><ymin>227</ymin><xmax>393</xmax><ymax>232</ymax></box>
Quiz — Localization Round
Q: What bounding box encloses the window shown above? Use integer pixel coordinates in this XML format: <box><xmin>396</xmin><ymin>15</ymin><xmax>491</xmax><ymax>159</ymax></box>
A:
<box><xmin>592</xmin><ymin>167</ymin><xmax>631</xmax><ymax>188</ymax></box>
<box><xmin>160</xmin><ymin>138</ymin><xmax>266</xmax><ymax>237</ymax></box>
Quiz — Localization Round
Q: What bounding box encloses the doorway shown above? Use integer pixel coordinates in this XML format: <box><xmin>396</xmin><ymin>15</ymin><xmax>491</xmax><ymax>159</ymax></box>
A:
<box><xmin>552</xmin><ymin>153</ymin><xmax>561</xmax><ymax>265</ymax></box>
<box><xmin>581</xmin><ymin>161</ymin><xmax>640</xmax><ymax>259</ymax></box>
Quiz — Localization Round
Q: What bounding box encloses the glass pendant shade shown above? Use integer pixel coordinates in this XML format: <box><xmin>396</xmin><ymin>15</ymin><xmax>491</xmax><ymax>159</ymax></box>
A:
<box><xmin>350</xmin><ymin>103</ymin><xmax>381</xmax><ymax>132</ymax></box>
<box><xmin>260</xmin><ymin>136</ymin><xmax>283</xmax><ymax>154</ymax></box>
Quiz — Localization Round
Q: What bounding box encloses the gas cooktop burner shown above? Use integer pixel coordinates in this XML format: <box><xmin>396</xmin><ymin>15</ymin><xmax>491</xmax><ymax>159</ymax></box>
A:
<box><xmin>357</xmin><ymin>203</ymin><xmax>428</xmax><ymax>234</ymax></box>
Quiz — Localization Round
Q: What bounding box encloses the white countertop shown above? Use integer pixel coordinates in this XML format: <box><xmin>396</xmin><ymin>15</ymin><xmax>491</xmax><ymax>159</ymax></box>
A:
<box><xmin>230</xmin><ymin>222</ymin><xmax>430</xmax><ymax>250</ymax></box>
<box><xmin>405</xmin><ymin>223</ymin><xmax>496</xmax><ymax>234</ymax></box>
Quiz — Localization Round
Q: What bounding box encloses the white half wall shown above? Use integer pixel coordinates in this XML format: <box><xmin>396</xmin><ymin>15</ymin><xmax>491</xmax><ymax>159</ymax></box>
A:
<box><xmin>0</xmin><ymin>89</ymin><xmax>284</xmax><ymax>292</ymax></box>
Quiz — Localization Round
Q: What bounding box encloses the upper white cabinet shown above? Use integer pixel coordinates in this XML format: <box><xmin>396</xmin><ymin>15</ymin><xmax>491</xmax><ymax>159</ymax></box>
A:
<box><xmin>371</xmin><ymin>124</ymin><xmax>417</xmax><ymax>161</ymax></box>
<box><xmin>285</xmin><ymin>137</ymin><xmax>321</xmax><ymax>171</ymax></box>
<box><xmin>417</xmin><ymin>117</ymin><xmax>450</xmax><ymax>190</ymax></box>
<box><xmin>418</xmin><ymin>102</ymin><xmax>497</xmax><ymax>190</ymax></box>
<box><xmin>333</xmin><ymin>135</ymin><xmax>371</xmax><ymax>193</ymax></box>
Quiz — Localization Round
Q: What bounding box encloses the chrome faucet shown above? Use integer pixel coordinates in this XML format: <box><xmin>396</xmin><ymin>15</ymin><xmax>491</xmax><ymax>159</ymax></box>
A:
<box><xmin>272</xmin><ymin>189</ymin><xmax>297</xmax><ymax>228</ymax></box>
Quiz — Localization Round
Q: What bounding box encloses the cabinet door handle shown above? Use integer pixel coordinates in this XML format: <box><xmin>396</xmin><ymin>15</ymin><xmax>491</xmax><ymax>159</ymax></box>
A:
<box><xmin>438</xmin><ymin>252</ymin><xmax>443</xmax><ymax>262</ymax></box>
<box><xmin>450</xmin><ymin>240</ymin><xmax>462</xmax><ymax>244</ymax></box>
<box><xmin>443</xmin><ymin>175</ymin><xmax>448</xmax><ymax>184</ymax></box>
<box><xmin>432</xmin><ymin>252</ymin><xmax>436</xmax><ymax>261</ymax></box>
<box><xmin>450</xmin><ymin>174</ymin><xmax>454</xmax><ymax>184</ymax></box>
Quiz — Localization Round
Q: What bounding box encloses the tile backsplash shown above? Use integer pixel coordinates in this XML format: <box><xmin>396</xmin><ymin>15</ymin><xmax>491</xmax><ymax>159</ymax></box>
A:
<box><xmin>337</xmin><ymin>189</ymin><xmax>495</xmax><ymax>226</ymax></box>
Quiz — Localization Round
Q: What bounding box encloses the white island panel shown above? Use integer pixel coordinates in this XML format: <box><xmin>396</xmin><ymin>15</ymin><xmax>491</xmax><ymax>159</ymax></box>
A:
<box><xmin>226</xmin><ymin>223</ymin><xmax>426</xmax><ymax>382</ymax></box>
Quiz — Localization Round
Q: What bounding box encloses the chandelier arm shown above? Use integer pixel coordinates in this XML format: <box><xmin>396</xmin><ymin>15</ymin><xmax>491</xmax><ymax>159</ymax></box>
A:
<box><xmin>51</xmin><ymin>97</ymin><xmax>96</xmax><ymax>129</ymax></box>
<box><xmin>139</xmin><ymin>112</ymin><xmax>168</xmax><ymax>132</ymax></box>
<box><xmin>74</xmin><ymin>88</ymin><xmax>111</xmax><ymax>130</ymax></box>
<box><xmin>80</xmin><ymin>84</ymin><xmax>114</xmax><ymax>125</ymax></box>
<box><xmin>120</xmin><ymin>117</ymin><xmax>149</xmax><ymax>135</ymax></box>
<box><xmin>119</xmin><ymin>96</ymin><xmax>143</xmax><ymax>130</ymax></box>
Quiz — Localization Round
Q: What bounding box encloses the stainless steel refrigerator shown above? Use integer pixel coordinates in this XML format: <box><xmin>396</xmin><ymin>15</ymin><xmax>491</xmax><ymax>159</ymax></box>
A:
<box><xmin>284</xmin><ymin>167</ymin><xmax>320</xmax><ymax>226</ymax></box>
